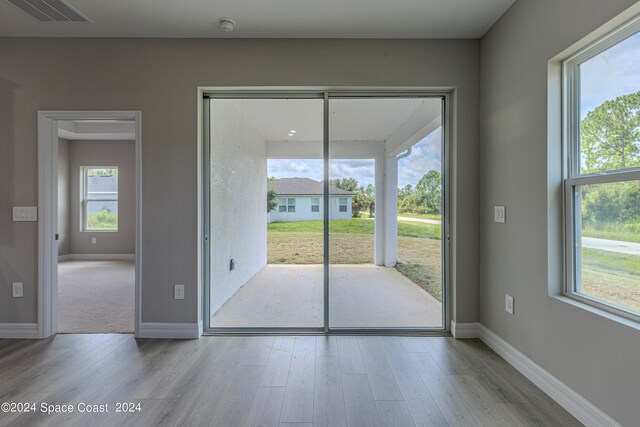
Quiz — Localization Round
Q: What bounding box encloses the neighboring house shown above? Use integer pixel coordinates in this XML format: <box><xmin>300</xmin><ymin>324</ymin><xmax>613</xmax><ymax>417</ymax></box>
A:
<box><xmin>268</xmin><ymin>177</ymin><xmax>355</xmax><ymax>222</ymax></box>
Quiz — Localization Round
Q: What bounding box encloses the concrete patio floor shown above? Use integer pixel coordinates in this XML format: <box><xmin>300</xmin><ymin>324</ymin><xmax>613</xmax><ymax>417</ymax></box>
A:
<box><xmin>211</xmin><ymin>264</ymin><xmax>442</xmax><ymax>328</ymax></box>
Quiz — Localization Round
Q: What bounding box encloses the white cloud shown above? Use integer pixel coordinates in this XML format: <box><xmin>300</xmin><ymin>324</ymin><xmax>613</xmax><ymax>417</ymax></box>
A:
<box><xmin>267</xmin><ymin>127</ymin><xmax>443</xmax><ymax>189</ymax></box>
<box><xmin>580</xmin><ymin>32</ymin><xmax>640</xmax><ymax>117</ymax></box>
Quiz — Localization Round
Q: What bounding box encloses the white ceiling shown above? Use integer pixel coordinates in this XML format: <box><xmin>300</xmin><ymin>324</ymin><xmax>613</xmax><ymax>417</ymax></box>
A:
<box><xmin>0</xmin><ymin>0</ymin><xmax>515</xmax><ymax>38</ymax></box>
<box><xmin>214</xmin><ymin>98</ymin><xmax>441</xmax><ymax>147</ymax></box>
<box><xmin>58</xmin><ymin>119</ymin><xmax>135</xmax><ymax>140</ymax></box>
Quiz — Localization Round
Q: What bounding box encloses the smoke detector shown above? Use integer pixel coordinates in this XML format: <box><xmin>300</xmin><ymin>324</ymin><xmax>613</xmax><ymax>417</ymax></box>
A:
<box><xmin>218</xmin><ymin>18</ymin><xmax>235</xmax><ymax>32</ymax></box>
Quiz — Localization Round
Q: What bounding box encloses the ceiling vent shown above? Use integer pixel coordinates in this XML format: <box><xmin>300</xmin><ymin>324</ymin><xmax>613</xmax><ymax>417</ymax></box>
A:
<box><xmin>7</xmin><ymin>0</ymin><xmax>90</xmax><ymax>22</ymax></box>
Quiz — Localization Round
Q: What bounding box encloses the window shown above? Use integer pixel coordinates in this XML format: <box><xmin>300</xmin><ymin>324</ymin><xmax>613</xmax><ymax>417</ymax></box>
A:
<box><xmin>563</xmin><ymin>20</ymin><xmax>640</xmax><ymax>320</ymax></box>
<box><xmin>339</xmin><ymin>197</ymin><xmax>348</xmax><ymax>213</ymax></box>
<box><xmin>311</xmin><ymin>198</ymin><xmax>320</xmax><ymax>212</ymax></box>
<box><xmin>82</xmin><ymin>167</ymin><xmax>118</xmax><ymax>231</ymax></box>
<box><xmin>279</xmin><ymin>198</ymin><xmax>296</xmax><ymax>213</ymax></box>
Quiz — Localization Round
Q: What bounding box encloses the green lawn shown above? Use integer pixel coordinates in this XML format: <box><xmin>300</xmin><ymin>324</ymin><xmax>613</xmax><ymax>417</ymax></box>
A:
<box><xmin>398</xmin><ymin>212</ymin><xmax>442</xmax><ymax>221</ymax></box>
<box><xmin>268</xmin><ymin>219</ymin><xmax>441</xmax><ymax>239</ymax></box>
<box><xmin>581</xmin><ymin>248</ymin><xmax>640</xmax><ymax>313</ymax></box>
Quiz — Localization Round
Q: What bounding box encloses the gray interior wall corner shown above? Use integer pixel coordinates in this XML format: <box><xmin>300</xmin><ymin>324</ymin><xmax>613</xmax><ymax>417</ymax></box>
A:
<box><xmin>479</xmin><ymin>0</ymin><xmax>640</xmax><ymax>425</ymax></box>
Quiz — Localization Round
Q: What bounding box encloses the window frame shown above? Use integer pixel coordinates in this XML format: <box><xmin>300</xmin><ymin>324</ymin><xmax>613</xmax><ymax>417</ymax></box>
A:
<box><xmin>311</xmin><ymin>197</ymin><xmax>320</xmax><ymax>212</ymax></box>
<box><xmin>562</xmin><ymin>17</ymin><xmax>640</xmax><ymax>322</ymax></box>
<box><xmin>278</xmin><ymin>198</ymin><xmax>287</xmax><ymax>212</ymax></box>
<box><xmin>81</xmin><ymin>166</ymin><xmax>119</xmax><ymax>232</ymax></box>
<box><xmin>278</xmin><ymin>197</ymin><xmax>296</xmax><ymax>213</ymax></box>
<box><xmin>339</xmin><ymin>197</ymin><xmax>348</xmax><ymax>213</ymax></box>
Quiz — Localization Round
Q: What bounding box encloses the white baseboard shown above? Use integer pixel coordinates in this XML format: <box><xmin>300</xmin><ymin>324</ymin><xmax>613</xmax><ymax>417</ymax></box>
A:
<box><xmin>477</xmin><ymin>324</ymin><xmax>621</xmax><ymax>427</ymax></box>
<box><xmin>59</xmin><ymin>254</ymin><xmax>135</xmax><ymax>261</ymax></box>
<box><xmin>0</xmin><ymin>323</ymin><xmax>39</xmax><ymax>339</ymax></box>
<box><xmin>450</xmin><ymin>321</ymin><xmax>479</xmax><ymax>338</ymax></box>
<box><xmin>137</xmin><ymin>322</ymin><xmax>200</xmax><ymax>339</ymax></box>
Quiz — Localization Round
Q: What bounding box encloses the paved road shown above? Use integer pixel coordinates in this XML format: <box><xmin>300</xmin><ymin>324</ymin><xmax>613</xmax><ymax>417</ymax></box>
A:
<box><xmin>582</xmin><ymin>237</ymin><xmax>640</xmax><ymax>256</ymax></box>
<box><xmin>397</xmin><ymin>216</ymin><xmax>442</xmax><ymax>225</ymax></box>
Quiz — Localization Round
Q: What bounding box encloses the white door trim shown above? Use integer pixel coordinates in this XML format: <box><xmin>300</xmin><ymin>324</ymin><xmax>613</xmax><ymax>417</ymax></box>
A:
<box><xmin>37</xmin><ymin>110</ymin><xmax>142</xmax><ymax>338</ymax></box>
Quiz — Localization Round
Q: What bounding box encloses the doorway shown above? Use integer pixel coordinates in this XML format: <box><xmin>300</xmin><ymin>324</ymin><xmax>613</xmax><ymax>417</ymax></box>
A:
<box><xmin>203</xmin><ymin>91</ymin><xmax>448</xmax><ymax>333</ymax></box>
<box><xmin>37</xmin><ymin>111</ymin><xmax>142</xmax><ymax>338</ymax></box>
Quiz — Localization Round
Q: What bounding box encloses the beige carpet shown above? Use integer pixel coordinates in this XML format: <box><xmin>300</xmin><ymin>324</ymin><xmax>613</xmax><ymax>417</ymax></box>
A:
<box><xmin>57</xmin><ymin>260</ymin><xmax>134</xmax><ymax>333</ymax></box>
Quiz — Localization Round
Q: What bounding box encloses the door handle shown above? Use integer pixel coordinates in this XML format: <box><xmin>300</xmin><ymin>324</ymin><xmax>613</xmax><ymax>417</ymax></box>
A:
<box><xmin>55</xmin><ymin>233</ymin><xmax>59</xmax><ymax>241</ymax></box>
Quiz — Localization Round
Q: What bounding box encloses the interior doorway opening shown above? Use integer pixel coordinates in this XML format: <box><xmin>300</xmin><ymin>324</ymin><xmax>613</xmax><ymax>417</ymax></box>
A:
<box><xmin>37</xmin><ymin>111</ymin><xmax>142</xmax><ymax>338</ymax></box>
<box><xmin>56</xmin><ymin>123</ymin><xmax>136</xmax><ymax>333</ymax></box>
<box><xmin>204</xmin><ymin>92</ymin><xmax>448</xmax><ymax>333</ymax></box>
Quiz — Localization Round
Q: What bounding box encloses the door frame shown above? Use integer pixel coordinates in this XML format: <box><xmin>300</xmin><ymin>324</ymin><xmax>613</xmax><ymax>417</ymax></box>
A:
<box><xmin>198</xmin><ymin>87</ymin><xmax>452</xmax><ymax>335</ymax></box>
<box><xmin>37</xmin><ymin>110</ymin><xmax>142</xmax><ymax>338</ymax></box>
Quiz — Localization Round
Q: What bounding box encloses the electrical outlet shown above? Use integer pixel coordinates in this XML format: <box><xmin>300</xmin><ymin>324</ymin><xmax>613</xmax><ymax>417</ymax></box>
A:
<box><xmin>91</xmin><ymin>237</ymin><xmax>97</xmax><ymax>244</ymax></box>
<box><xmin>505</xmin><ymin>294</ymin><xmax>514</xmax><ymax>314</ymax></box>
<box><xmin>174</xmin><ymin>284</ymin><xmax>185</xmax><ymax>300</ymax></box>
<box><xmin>494</xmin><ymin>206</ymin><xmax>506</xmax><ymax>223</ymax></box>
<box><xmin>12</xmin><ymin>282</ymin><xmax>23</xmax><ymax>298</ymax></box>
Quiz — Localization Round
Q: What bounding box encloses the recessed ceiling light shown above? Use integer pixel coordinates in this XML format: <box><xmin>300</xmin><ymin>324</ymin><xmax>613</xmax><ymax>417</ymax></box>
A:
<box><xmin>290</xmin><ymin>130</ymin><xmax>297</xmax><ymax>133</ymax></box>
<box><xmin>218</xmin><ymin>18</ymin><xmax>235</xmax><ymax>32</ymax></box>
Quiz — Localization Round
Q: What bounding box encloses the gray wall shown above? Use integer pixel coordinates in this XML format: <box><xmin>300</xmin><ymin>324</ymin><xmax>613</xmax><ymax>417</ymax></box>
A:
<box><xmin>68</xmin><ymin>140</ymin><xmax>135</xmax><ymax>255</ymax></box>
<box><xmin>0</xmin><ymin>38</ymin><xmax>479</xmax><ymax>325</ymax></box>
<box><xmin>57</xmin><ymin>138</ymin><xmax>70</xmax><ymax>256</ymax></box>
<box><xmin>479</xmin><ymin>0</ymin><xmax>640</xmax><ymax>425</ymax></box>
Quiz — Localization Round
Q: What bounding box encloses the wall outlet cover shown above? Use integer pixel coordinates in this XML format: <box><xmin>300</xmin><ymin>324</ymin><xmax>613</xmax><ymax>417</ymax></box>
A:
<box><xmin>494</xmin><ymin>206</ymin><xmax>506</xmax><ymax>223</ymax></box>
<box><xmin>174</xmin><ymin>284</ymin><xmax>185</xmax><ymax>300</ymax></box>
<box><xmin>12</xmin><ymin>282</ymin><xmax>24</xmax><ymax>298</ymax></box>
<box><xmin>505</xmin><ymin>294</ymin><xmax>514</xmax><ymax>314</ymax></box>
<box><xmin>12</xmin><ymin>207</ymin><xmax>38</xmax><ymax>222</ymax></box>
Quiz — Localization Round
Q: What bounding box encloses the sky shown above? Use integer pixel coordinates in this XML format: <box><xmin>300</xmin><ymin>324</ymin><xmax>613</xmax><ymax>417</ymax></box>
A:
<box><xmin>580</xmin><ymin>31</ymin><xmax>640</xmax><ymax>118</ymax></box>
<box><xmin>267</xmin><ymin>127</ymin><xmax>442</xmax><ymax>189</ymax></box>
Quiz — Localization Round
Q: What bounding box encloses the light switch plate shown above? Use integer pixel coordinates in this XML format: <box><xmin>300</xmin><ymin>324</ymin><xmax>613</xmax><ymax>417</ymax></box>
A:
<box><xmin>12</xmin><ymin>207</ymin><xmax>38</xmax><ymax>222</ymax></box>
<box><xmin>174</xmin><ymin>284</ymin><xmax>185</xmax><ymax>300</ymax></box>
<box><xmin>494</xmin><ymin>206</ymin><xmax>506</xmax><ymax>223</ymax></box>
<box><xmin>12</xmin><ymin>282</ymin><xmax>23</xmax><ymax>298</ymax></box>
<box><xmin>505</xmin><ymin>294</ymin><xmax>514</xmax><ymax>314</ymax></box>
<box><xmin>91</xmin><ymin>237</ymin><xmax>97</xmax><ymax>245</ymax></box>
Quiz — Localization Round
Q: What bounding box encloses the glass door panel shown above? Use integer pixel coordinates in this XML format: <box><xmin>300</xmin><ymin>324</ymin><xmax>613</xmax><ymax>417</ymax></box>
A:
<box><xmin>208</xmin><ymin>98</ymin><xmax>324</xmax><ymax>329</ymax></box>
<box><xmin>328</xmin><ymin>97</ymin><xmax>445</xmax><ymax>329</ymax></box>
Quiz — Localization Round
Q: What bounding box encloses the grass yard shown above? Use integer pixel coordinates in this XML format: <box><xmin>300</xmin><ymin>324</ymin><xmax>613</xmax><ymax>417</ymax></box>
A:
<box><xmin>267</xmin><ymin>219</ymin><xmax>443</xmax><ymax>301</ymax></box>
<box><xmin>581</xmin><ymin>248</ymin><xmax>640</xmax><ymax>313</ymax></box>
<box><xmin>398</xmin><ymin>212</ymin><xmax>442</xmax><ymax>221</ymax></box>
<box><xmin>268</xmin><ymin>219</ymin><xmax>442</xmax><ymax>239</ymax></box>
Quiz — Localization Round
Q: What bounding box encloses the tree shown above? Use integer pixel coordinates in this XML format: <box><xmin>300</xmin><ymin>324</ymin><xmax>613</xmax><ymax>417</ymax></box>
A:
<box><xmin>581</xmin><ymin>91</ymin><xmax>640</xmax><ymax>173</ymax></box>
<box><xmin>268</xmin><ymin>176</ymin><xmax>277</xmax><ymax>181</ymax></box>
<box><xmin>579</xmin><ymin>92</ymin><xmax>640</xmax><ymax>226</ymax></box>
<box><xmin>398</xmin><ymin>170</ymin><xmax>441</xmax><ymax>214</ymax></box>
<box><xmin>267</xmin><ymin>189</ymin><xmax>278</xmax><ymax>212</ymax></box>
<box><xmin>329</xmin><ymin>177</ymin><xmax>359</xmax><ymax>192</ymax></box>
<box><xmin>362</xmin><ymin>184</ymin><xmax>375</xmax><ymax>217</ymax></box>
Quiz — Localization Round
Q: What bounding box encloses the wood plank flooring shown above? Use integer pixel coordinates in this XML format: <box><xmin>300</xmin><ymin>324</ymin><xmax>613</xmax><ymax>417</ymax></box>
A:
<box><xmin>0</xmin><ymin>335</ymin><xmax>581</xmax><ymax>427</ymax></box>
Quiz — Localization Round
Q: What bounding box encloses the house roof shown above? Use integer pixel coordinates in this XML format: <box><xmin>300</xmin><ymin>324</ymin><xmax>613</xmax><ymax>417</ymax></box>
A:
<box><xmin>88</xmin><ymin>175</ymin><xmax>118</xmax><ymax>193</ymax></box>
<box><xmin>268</xmin><ymin>178</ymin><xmax>356</xmax><ymax>196</ymax></box>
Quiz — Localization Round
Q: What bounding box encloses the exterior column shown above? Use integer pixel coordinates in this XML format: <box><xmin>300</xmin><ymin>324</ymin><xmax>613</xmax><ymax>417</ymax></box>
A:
<box><xmin>384</xmin><ymin>156</ymin><xmax>398</xmax><ymax>267</ymax></box>
<box><xmin>374</xmin><ymin>155</ymin><xmax>385</xmax><ymax>266</ymax></box>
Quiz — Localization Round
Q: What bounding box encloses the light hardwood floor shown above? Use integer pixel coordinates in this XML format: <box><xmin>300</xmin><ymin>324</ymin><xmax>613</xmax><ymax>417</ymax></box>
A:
<box><xmin>0</xmin><ymin>334</ymin><xmax>581</xmax><ymax>427</ymax></box>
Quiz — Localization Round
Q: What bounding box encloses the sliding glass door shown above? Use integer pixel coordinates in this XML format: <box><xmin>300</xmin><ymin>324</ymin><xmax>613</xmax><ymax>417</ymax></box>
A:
<box><xmin>203</xmin><ymin>91</ymin><xmax>447</xmax><ymax>333</ymax></box>
<box><xmin>328</xmin><ymin>97</ymin><xmax>445</xmax><ymax>329</ymax></box>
